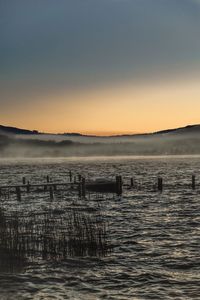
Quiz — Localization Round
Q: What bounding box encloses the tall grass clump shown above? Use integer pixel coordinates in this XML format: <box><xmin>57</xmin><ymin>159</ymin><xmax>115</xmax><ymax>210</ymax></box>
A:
<box><xmin>0</xmin><ymin>209</ymin><xmax>26</xmax><ymax>272</ymax></box>
<box><xmin>0</xmin><ymin>206</ymin><xmax>111</xmax><ymax>272</ymax></box>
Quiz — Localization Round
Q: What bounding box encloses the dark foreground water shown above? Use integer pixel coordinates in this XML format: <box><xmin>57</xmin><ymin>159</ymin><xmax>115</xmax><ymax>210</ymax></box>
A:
<box><xmin>0</xmin><ymin>156</ymin><xmax>200</xmax><ymax>300</ymax></box>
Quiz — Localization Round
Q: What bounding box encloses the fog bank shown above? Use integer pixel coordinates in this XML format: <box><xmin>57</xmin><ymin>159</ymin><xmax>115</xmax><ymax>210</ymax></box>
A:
<box><xmin>0</xmin><ymin>132</ymin><xmax>200</xmax><ymax>157</ymax></box>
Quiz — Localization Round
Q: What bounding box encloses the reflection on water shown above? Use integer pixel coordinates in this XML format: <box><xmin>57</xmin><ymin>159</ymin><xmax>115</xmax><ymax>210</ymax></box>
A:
<box><xmin>0</xmin><ymin>156</ymin><xmax>200</xmax><ymax>299</ymax></box>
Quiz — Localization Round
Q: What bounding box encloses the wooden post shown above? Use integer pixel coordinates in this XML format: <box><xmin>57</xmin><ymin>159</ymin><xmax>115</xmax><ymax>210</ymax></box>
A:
<box><xmin>119</xmin><ymin>175</ymin><xmax>122</xmax><ymax>195</ymax></box>
<box><xmin>116</xmin><ymin>176</ymin><xmax>119</xmax><ymax>195</ymax></box>
<box><xmin>78</xmin><ymin>178</ymin><xmax>86</xmax><ymax>198</ymax></box>
<box><xmin>49</xmin><ymin>186</ymin><xmax>54</xmax><ymax>200</ymax></box>
<box><xmin>192</xmin><ymin>175</ymin><xmax>196</xmax><ymax>190</ymax></box>
<box><xmin>16</xmin><ymin>187</ymin><xmax>21</xmax><ymax>201</ymax></box>
<box><xmin>46</xmin><ymin>175</ymin><xmax>50</xmax><ymax>183</ymax></box>
<box><xmin>27</xmin><ymin>181</ymin><xmax>30</xmax><ymax>193</ymax></box>
<box><xmin>22</xmin><ymin>177</ymin><xmax>26</xmax><ymax>185</ymax></box>
<box><xmin>116</xmin><ymin>176</ymin><xmax>118</xmax><ymax>195</ymax></box>
<box><xmin>78</xmin><ymin>182</ymin><xmax>82</xmax><ymax>198</ymax></box>
<box><xmin>116</xmin><ymin>176</ymin><xmax>122</xmax><ymax>196</ymax></box>
<box><xmin>158</xmin><ymin>177</ymin><xmax>163</xmax><ymax>192</ymax></box>
<box><xmin>82</xmin><ymin>177</ymin><xmax>86</xmax><ymax>198</ymax></box>
<box><xmin>130</xmin><ymin>178</ymin><xmax>134</xmax><ymax>188</ymax></box>
<box><xmin>69</xmin><ymin>171</ymin><xmax>72</xmax><ymax>182</ymax></box>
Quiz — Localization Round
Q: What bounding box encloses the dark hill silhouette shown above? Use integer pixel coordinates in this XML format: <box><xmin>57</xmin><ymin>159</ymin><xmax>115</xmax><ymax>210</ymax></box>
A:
<box><xmin>0</xmin><ymin>125</ymin><xmax>39</xmax><ymax>135</ymax></box>
<box><xmin>0</xmin><ymin>124</ymin><xmax>200</xmax><ymax>137</ymax></box>
<box><xmin>154</xmin><ymin>125</ymin><xmax>200</xmax><ymax>135</ymax></box>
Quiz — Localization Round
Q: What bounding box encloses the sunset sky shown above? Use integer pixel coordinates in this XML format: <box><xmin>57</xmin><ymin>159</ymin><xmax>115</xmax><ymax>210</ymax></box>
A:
<box><xmin>1</xmin><ymin>0</ymin><xmax>200</xmax><ymax>135</ymax></box>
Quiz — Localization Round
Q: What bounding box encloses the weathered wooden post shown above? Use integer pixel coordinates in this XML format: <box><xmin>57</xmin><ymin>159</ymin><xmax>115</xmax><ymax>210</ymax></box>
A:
<box><xmin>22</xmin><ymin>177</ymin><xmax>26</xmax><ymax>185</ymax></box>
<box><xmin>82</xmin><ymin>177</ymin><xmax>86</xmax><ymax>198</ymax></box>
<box><xmin>120</xmin><ymin>175</ymin><xmax>123</xmax><ymax>195</ymax></box>
<box><xmin>78</xmin><ymin>181</ymin><xmax>82</xmax><ymax>198</ymax></box>
<box><xmin>130</xmin><ymin>178</ymin><xmax>134</xmax><ymax>188</ymax></box>
<box><xmin>69</xmin><ymin>171</ymin><xmax>72</xmax><ymax>182</ymax></box>
<box><xmin>116</xmin><ymin>176</ymin><xmax>122</xmax><ymax>196</ymax></box>
<box><xmin>120</xmin><ymin>176</ymin><xmax>123</xmax><ymax>195</ymax></box>
<box><xmin>49</xmin><ymin>186</ymin><xmax>54</xmax><ymax>200</ymax></box>
<box><xmin>192</xmin><ymin>175</ymin><xmax>196</xmax><ymax>190</ymax></box>
<box><xmin>46</xmin><ymin>175</ymin><xmax>50</xmax><ymax>183</ymax></box>
<box><xmin>16</xmin><ymin>186</ymin><xmax>21</xmax><ymax>201</ymax></box>
<box><xmin>78</xmin><ymin>177</ymin><xmax>86</xmax><ymax>198</ymax></box>
<box><xmin>158</xmin><ymin>177</ymin><xmax>163</xmax><ymax>192</ymax></box>
<box><xmin>116</xmin><ymin>176</ymin><xmax>119</xmax><ymax>195</ymax></box>
<box><xmin>27</xmin><ymin>181</ymin><xmax>30</xmax><ymax>193</ymax></box>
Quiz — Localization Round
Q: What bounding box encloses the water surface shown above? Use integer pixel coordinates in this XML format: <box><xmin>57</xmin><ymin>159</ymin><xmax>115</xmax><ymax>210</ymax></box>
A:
<box><xmin>0</xmin><ymin>156</ymin><xmax>200</xmax><ymax>299</ymax></box>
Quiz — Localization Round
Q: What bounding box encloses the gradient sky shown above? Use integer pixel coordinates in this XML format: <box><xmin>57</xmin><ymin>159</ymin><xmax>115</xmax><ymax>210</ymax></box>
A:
<box><xmin>1</xmin><ymin>0</ymin><xmax>200</xmax><ymax>135</ymax></box>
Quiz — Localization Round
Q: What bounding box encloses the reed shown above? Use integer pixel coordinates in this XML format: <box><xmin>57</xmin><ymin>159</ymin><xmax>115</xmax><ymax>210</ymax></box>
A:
<box><xmin>0</xmin><ymin>209</ymin><xmax>26</xmax><ymax>272</ymax></box>
<box><xmin>0</xmin><ymin>205</ymin><xmax>111</xmax><ymax>272</ymax></box>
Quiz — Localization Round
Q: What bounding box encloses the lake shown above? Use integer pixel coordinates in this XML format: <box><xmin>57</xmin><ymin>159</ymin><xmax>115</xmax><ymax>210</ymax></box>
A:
<box><xmin>0</xmin><ymin>156</ymin><xmax>200</xmax><ymax>300</ymax></box>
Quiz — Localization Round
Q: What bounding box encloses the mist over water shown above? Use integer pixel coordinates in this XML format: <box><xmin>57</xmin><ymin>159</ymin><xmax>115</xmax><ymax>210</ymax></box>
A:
<box><xmin>1</xmin><ymin>131</ymin><xmax>200</xmax><ymax>157</ymax></box>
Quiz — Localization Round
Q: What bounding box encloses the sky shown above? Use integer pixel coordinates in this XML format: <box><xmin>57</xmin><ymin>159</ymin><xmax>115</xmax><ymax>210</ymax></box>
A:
<box><xmin>0</xmin><ymin>0</ymin><xmax>200</xmax><ymax>135</ymax></box>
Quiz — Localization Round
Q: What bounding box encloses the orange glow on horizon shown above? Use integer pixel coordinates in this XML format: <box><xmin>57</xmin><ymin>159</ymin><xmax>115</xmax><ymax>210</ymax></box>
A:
<box><xmin>1</xmin><ymin>76</ymin><xmax>200</xmax><ymax>136</ymax></box>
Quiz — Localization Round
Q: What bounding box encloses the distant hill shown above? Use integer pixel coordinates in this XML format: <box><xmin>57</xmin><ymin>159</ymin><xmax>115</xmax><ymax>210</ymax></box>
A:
<box><xmin>63</xmin><ymin>132</ymin><xmax>83</xmax><ymax>137</ymax></box>
<box><xmin>0</xmin><ymin>125</ymin><xmax>39</xmax><ymax>135</ymax></box>
<box><xmin>154</xmin><ymin>125</ymin><xmax>200</xmax><ymax>135</ymax></box>
<box><xmin>0</xmin><ymin>124</ymin><xmax>200</xmax><ymax>137</ymax></box>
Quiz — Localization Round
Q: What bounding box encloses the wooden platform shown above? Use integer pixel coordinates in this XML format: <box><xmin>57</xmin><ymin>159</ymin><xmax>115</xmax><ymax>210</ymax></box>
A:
<box><xmin>86</xmin><ymin>181</ymin><xmax>117</xmax><ymax>193</ymax></box>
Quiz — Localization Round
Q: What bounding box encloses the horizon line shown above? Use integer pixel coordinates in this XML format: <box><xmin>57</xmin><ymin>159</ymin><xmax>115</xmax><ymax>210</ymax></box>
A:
<box><xmin>1</xmin><ymin>123</ymin><xmax>200</xmax><ymax>137</ymax></box>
